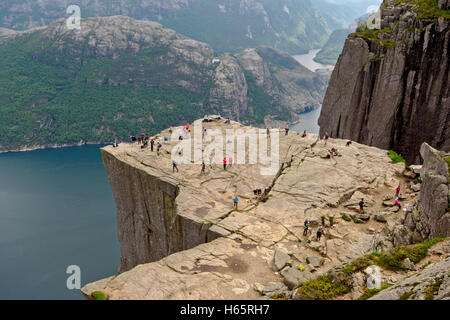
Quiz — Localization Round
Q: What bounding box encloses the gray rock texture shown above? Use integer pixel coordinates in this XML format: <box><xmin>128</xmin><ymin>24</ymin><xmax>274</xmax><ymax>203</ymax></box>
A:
<box><xmin>370</xmin><ymin>256</ymin><xmax>450</xmax><ymax>300</ymax></box>
<box><xmin>318</xmin><ymin>0</ymin><xmax>449</xmax><ymax>164</ymax></box>
<box><xmin>417</xmin><ymin>143</ymin><xmax>450</xmax><ymax>238</ymax></box>
<box><xmin>82</xmin><ymin>117</ymin><xmax>412</xmax><ymax>299</ymax></box>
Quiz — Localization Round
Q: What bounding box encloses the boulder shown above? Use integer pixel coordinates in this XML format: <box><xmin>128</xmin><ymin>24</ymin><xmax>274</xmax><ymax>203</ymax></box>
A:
<box><xmin>356</xmin><ymin>213</ymin><xmax>371</xmax><ymax>221</ymax></box>
<box><xmin>409</xmin><ymin>165</ymin><xmax>423</xmax><ymax>175</ymax></box>
<box><xmin>281</xmin><ymin>266</ymin><xmax>313</xmax><ymax>289</ymax></box>
<box><xmin>403</xmin><ymin>169</ymin><xmax>417</xmax><ymax>179</ymax></box>
<box><xmin>401</xmin><ymin>258</ymin><xmax>416</xmax><ymax>271</ymax></box>
<box><xmin>418</xmin><ymin>143</ymin><xmax>450</xmax><ymax>238</ymax></box>
<box><xmin>273</xmin><ymin>247</ymin><xmax>291</xmax><ymax>271</ymax></box>
<box><xmin>374</xmin><ymin>212</ymin><xmax>391</xmax><ymax>223</ymax></box>
<box><xmin>262</xmin><ymin>282</ymin><xmax>288</xmax><ymax>294</ymax></box>
<box><xmin>411</xmin><ymin>184</ymin><xmax>421</xmax><ymax>192</ymax></box>
<box><xmin>392</xmin><ymin>225</ymin><xmax>414</xmax><ymax>247</ymax></box>
<box><xmin>306</xmin><ymin>256</ymin><xmax>325</xmax><ymax>268</ymax></box>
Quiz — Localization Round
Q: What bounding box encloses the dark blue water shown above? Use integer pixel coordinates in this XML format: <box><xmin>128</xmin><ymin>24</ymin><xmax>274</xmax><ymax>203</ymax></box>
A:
<box><xmin>0</xmin><ymin>145</ymin><xmax>120</xmax><ymax>300</ymax></box>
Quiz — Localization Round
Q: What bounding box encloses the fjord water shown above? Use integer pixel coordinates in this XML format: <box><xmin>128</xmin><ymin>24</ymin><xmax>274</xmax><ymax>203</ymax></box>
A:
<box><xmin>0</xmin><ymin>145</ymin><xmax>120</xmax><ymax>299</ymax></box>
<box><xmin>291</xmin><ymin>107</ymin><xmax>322</xmax><ymax>134</ymax></box>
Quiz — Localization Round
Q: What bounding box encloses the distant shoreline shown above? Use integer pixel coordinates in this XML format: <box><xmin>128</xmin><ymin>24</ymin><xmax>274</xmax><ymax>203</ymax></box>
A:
<box><xmin>0</xmin><ymin>142</ymin><xmax>106</xmax><ymax>155</ymax></box>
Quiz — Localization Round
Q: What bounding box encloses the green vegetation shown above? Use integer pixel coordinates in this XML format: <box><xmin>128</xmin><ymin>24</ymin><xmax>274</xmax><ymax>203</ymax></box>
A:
<box><xmin>295</xmin><ymin>274</ymin><xmax>353</xmax><ymax>300</ymax></box>
<box><xmin>369</xmin><ymin>55</ymin><xmax>385</xmax><ymax>63</ymax></box>
<box><xmin>0</xmin><ymin>30</ymin><xmax>211</xmax><ymax>151</ymax></box>
<box><xmin>388</xmin><ymin>150</ymin><xmax>407</xmax><ymax>164</ymax></box>
<box><xmin>269</xmin><ymin>292</ymin><xmax>289</xmax><ymax>300</ymax></box>
<box><xmin>424</xmin><ymin>279</ymin><xmax>444</xmax><ymax>300</ymax></box>
<box><xmin>353</xmin><ymin>217</ymin><xmax>362</xmax><ymax>224</ymax></box>
<box><xmin>0</xmin><ymin>0</ymin><xmax>335</xmax><ymax>55</ymax></box>
<box><xmin>91</xmin><ymin>291</ymin><xmax>107</xmax><ymax>300</ymax></box>
<box><xmin>0</xmin><ymin>25</ymin><xmax>306</xmax><ymax>151</ymax></box>
<box><xmin>240</xmin><ymin>70</ymin><xmax>291</xmax><ymax>125</ymax></box>
<box><xmin>395</xmin><ymin>0</ymin><xmax>450</xmax><ymax>20</ymax></box>
<box><xmin>314</xmin><ymin>29</ymin><xmax>350</xmax><ymax>65</ymax></box>
<box><xmin>342</xmin><ymin>238</ymin><xmax>445</xmax><ymax>274</ymax></box>
<box><xmin>341</xmin><ymin>213</ymin><xmax>351</xmax><ymax>222</ymax></box>
<box><xmin>358</xmin><ymin>284</ymin><xmax>392</xmax><ymax>300</ymax></box>
<box><xmin>399</xmin><ymin>291</ymin><xmax>415</xmax><ymax>300</ymax></box>
<box><xmin>352</xmin><ymin>26</ymin><xmax>397</xmax><ymax>49</ymax></box>
<box><xmin>295</xmin><ymin>238</ymin><xmax>446</xmax><ymax>300</ymax></box>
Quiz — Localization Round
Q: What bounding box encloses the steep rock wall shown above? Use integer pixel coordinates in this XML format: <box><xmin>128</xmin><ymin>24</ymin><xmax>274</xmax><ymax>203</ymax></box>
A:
<box><xmin>102</xmin><ymin>148</ymin><xmax>218</xmax><ymax>273</ymax></box>
<box><xmin>319</xmin><ymin>0</ymin><xmax>449</xmax><ymax>164</ymax></box>
<box><xmin>418</xmin><ymin>143</ymin><xmax>450</xmax><ymax>238</ymax></box>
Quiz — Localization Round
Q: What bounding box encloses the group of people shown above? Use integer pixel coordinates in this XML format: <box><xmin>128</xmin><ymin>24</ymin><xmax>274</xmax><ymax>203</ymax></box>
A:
<box><xmin>130</xmin><ymin>133</ymin><xmax>163</xmax><ymax>155</ymax></box>
<box><xmin>303</xmin><ymin>219</ymin><xmax>324</xmax><ymax>241</ymax></box>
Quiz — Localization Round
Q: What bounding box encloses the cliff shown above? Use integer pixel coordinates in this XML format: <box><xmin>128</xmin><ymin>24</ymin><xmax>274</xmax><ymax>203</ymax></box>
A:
<box><xmin>403</xmin><ymin>143</ymin><xmax>450</xmax><ymax>239</ymax></box>
<box><xmin>81</xmin><ymin>117</ymin><xmax>450</xmax><ymax>300</ymax></box>
<box><xmin>318</xmin><ymin>0</ymin><xmax>449</xmax><ymax>164</ymax></box>
<box><xmin>0</xmin><ymin>16</ymin><xmax>327</xmax><ymax>152</ymax></box>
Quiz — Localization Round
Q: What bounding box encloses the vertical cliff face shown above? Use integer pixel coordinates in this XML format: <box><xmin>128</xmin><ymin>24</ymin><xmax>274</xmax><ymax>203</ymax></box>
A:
<box><xmin>102</xmin><ymin>148</ymin><xmax>217</xmax><ymax>273</ymax></box>
<box><xmin>319</xmin><ymin>0</ymin><xmax>449</xmax><ymax>164</ymax></box>
<box><xmin>417</xmin><ymin>143</ymin><xmax>450</xmax><ymax>238</ymax></box>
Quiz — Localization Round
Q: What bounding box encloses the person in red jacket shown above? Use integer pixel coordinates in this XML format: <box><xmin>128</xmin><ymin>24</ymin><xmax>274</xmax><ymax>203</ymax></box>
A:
<box><xmin>223</xmin><ymin>157</ymin><xmax>227</xmax><ymax>170</ymax></box>
<box><xmin>395</xmin><ymin>185</ymin><xmax>401</xmax><ymax>198</ymax></box>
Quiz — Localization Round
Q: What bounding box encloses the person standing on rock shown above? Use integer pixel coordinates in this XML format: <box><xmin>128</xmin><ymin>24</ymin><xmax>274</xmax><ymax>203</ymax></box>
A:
<box><xmin>150</xmin><ymin>139</ymin><xmax>155</xmax><ymax>152</ymax></box>
<box><xmin>201</xmin><ymin>161</ymin><xmax>206</xmax><ymax>176</ymax></box>
<box><xmin>172</xmin><ymin>160</ymin><xmax>179</xmax><ymax>173</ymax></box>
<box><xmin>233</xmin><ymin>196</ymin><xmax>239</xmax><ymax>210</ymax></box>
<box><xmin>228</xmin><ymin>156</ymin><xmax>233</xmax><ymax>168</ymax></box>
<box><xmin>395</xmin><ymin>185</ymin><xmax>401</xmax><ymax>198</ymax></box>
<box><xmin>359</xmin><ymin>198</ymin><xmax>365</xmax><ymax>214</ymax></box>
<box><xmin>316</xmin><ymin>225</ymin><xmax>323</xmax><ymax>241</ymax></box>
<box><xmin>395</xmin><ymin>197</ymin><xmax>402</xmax><ymax>209</ymax></box>
<box><xmin>223</xmin><ymin>157</ymin><xmax>227</xmax><ymax>170</ymax></box>
<box><xmin>285</xmin><ymin>125</ymin><xmax>289</xmax><ymax>136</ymax></box>
<box><xmin>157</xmin><ymin>142</ymin><xmax>162</xmax><ymax>156</ymax></box>
<box><xmin>303</xmin><ymin>220</ymin><xmax>310</xmax><ymax>236</ymax></box>
<box><xmin>323</xmin><ymin>132</ymin><xmax>329</xmax><ymax>146</ymax></box>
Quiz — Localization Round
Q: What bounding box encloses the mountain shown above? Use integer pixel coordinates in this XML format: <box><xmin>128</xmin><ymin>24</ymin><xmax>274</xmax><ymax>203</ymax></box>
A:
<box><xmin>0</xmin><ymin>16</ymin><xmax>327</xmax><ymax>152</ymax></box>
<box><xmin>0</xmin><ymin>0</ymin><xmax>338</xmax><ymax>54</ymax></box>
<box><xmin>318</xmin><ymin>0</ymin><xmax>449</xmax><ymax>164</ymax></box>
<box><xmin>314</xmin><ymin>0</ymin><xmax>382</xmax><ymax>27</ymax></box>
<box><xmin>313</xmin><ymin>28</ymin><xmax>352</xmax><ymax>65</ymax></box>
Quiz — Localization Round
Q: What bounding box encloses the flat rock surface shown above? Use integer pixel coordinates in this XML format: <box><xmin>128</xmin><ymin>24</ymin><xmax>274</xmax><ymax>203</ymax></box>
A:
<box><xmin>82</xmin><ymin>117</ymin><xmax>412</xmax><ymax>300</ymax></box>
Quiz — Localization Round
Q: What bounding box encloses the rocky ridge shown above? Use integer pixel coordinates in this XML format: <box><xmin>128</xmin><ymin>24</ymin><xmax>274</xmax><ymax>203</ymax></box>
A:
<box><xmin>0</xmin><ymin>0</ymin><xmax>337</xmax><ymax>54</ymax></box>
<box><xmin>318</xmin><ymin>0</ymin><xmax>449</xmax><ymax>164</ymax></box>
<box><xmin>0</xmin><ymin>16</ymin><xmax>327</xmax><ymax>152</ymax></box>
<box><xmin>80</xmin><ymin>116</ymin><xmax>448</xmax><ymax>300</ymax></box>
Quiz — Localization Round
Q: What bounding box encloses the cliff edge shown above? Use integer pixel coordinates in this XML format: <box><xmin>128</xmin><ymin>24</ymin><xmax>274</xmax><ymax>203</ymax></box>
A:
<box><xmin>80</xmin><ymin>117</ymin><xmax>448</xmax><ymax>300</ymax></box>
<box><xmin>319</xmin><ymin>0</ymin><xmax>449</xmax><ymax>164</ymax></box>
